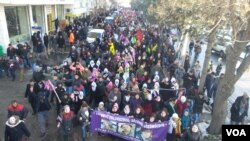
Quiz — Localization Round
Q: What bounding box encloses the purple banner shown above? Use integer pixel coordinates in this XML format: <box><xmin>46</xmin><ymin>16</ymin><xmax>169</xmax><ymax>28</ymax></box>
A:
<box><xmin>90</xmin><ymin>111</ymin><xmax>169</xmax><ymax>141</ymax></box>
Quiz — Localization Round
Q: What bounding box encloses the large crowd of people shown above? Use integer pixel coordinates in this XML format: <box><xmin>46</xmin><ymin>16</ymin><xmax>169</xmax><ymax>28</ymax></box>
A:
<box><xmin>3</xmin><ymin>8</ymin><xmax>248</xmax><ymax>141</ymax></box>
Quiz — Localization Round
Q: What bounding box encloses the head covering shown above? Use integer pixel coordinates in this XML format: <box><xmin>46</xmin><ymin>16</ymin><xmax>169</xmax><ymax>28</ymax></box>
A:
<box><xmin>96</xmin><ymin>60</ymin><xmax>101</xmax><ymax>67</ymax></box>
<box><xmin>91</xmin><ymin>81</ymin><xmax>97</xmax><ymax>91</ymax></box>
<box><xmin>64</xmin><ymin>105</ymin><xmax>71</xmax><ymax>113</ymax></box>
<box><xmin>99</xmin><ymin>101</ymin><xmax>104</xmax><ymax>106</ymax></box>
<box><xmin>142</xmin><ymin>83</ymin><xmax>148</xmax><ymax>89</ymax></box>
<box><xmin>192</xmin><ymin>125</ymin><xmax>199</xmax><ymax>133</ymax></box>
<box><xmin>171</xmin><ymin>77</ymin><xmax>176</xmax><ymax>83</ymax></box>
<box><xmin>8</xmin><ymin>116</ymin><xmax>19</xmax><ymax>125</ymax></box>
<box><xmin>180</xmin><ymin>96</ymin><xmax>187</xmax><ymax>103</ymax></box>
<box><xmin>104</xmin><ymin>68</ymin><xmax>108</xmax><ymax>73</ymax></box>
<box><xmin>78</xmin><ymin>91</ymin><xmax>84</xmax><ymax>100</ymax></box>
<box><xmin>153</xmin><ymin>71</ymin><xmax>160</xmax><ymax>82</ymax></box>
<box><xmin>90</xmin><ymin>60</ymin><xmax>95</xmax><ymax>68</ymax></box>
<box><xmin>115</xmin><ymin>79</ymin><xmax>119</xmax><ymax>87</ymax></box>
<box><xmin>72</xmin><ymin>46</ymin><xmax>76</xmax><ymax>49</ymax></box>
<box><xmin>172</xmin><ymin>113</ymin><xmax>179</xmax><ymax>119</ymax></box>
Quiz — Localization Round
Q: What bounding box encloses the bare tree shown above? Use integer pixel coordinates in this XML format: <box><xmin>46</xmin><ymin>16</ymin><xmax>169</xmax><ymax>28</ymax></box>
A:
<box><xmin>208</xmin><ymin>0</ymin><xmax>250</xmax><ymax>134</ymax></box>
<box><xmin>133</xmin><ymin>0</ymin><xmax>250</xmax><ymax>135</ymax></box>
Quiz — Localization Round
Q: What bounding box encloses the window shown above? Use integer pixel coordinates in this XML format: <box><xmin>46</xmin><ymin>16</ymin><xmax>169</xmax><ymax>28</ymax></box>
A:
<box><xmin>32</xmin><ymin>6</ymin><xmax>44</xmax><ymax>27</ymax></box>
<box><xmin>5</xmin><ymin>6</ymin><xmax>29</xmax><ymax>42</ymax></box>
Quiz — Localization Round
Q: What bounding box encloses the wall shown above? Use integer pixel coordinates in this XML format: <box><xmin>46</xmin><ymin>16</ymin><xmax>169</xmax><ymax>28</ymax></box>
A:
<box><xmin>0</xmin><ymin>5</ymin><xmax>9</xmax><ymax>53</ymax></box>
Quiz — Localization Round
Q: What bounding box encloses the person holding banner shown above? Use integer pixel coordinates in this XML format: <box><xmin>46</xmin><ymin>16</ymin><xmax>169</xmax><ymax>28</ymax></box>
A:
<box><xmin>133</xmin><ymin>106</ymin><xmax>144</xmax><ymax>120</ymax></box>
<box><xmin>157</xmin><ymin>108</ymin><xmax>169</xmax><ymax>122</ymax></box>
<box><xmin>120</xmin><ymin>104</ymin><xmax>133</xmax><ymax>117</ymax></box>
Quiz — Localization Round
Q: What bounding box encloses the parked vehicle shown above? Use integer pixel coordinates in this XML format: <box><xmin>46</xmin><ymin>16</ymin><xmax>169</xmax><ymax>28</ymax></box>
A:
<box><xmin>86</xmin><ymin>29</ymin><xmax>105</xmax><ymax>43</ymax></box>
<box><xmin>104</xmin><ymin>16</ymin><xmax>114</xmax><ymax>25</ymax></box>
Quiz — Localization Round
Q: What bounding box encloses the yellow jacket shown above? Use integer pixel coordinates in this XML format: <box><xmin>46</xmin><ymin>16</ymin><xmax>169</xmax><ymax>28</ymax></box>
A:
<box><xmin>175</xmin><ymin>118</ymin><xmax>182</xmax><ymax>136</ymax></box>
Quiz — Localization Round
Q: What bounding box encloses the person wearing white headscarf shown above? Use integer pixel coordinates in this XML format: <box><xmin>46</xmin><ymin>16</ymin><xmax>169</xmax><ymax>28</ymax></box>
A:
<box><xmin>5</xmin><ymin>116</ymin><xmax>31</xmax><ymax>141</ymax></box>
<box><xmin>89</xmin><ymin>81</ymin><xmax>101</xmax><ymax>108</ymax></box>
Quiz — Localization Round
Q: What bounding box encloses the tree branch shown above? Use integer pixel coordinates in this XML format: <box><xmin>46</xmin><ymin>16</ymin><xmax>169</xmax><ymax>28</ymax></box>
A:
<box><xmin>235</xmin><ymin>54</ymin><xmax>250</xmax><ymax>82</ymax></box>
<box><xmin>207</xmin><ymin>16</ymin><xmax>223</xmax><ymax>34</ymax></box>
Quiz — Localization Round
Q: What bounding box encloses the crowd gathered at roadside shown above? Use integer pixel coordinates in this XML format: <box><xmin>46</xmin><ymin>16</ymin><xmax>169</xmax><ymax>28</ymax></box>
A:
<box><xmin>3</xmin><ymin>8</ymin><xmax>249</xmax><ymax>141</ymax></box>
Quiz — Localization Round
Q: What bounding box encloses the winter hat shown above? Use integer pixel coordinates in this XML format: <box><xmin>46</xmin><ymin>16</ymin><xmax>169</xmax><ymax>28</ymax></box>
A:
<box><xmin>180</xmin><ymin>96</ymin><xmax>187</xmax><ymax>103</ymax></box>
<box><xmin>91</xmin><ymin>81</ymin><xmax>97</xmax><ymax>91</ymax></box>
<box><xmin>192</xmin><ymin>125</ymin><xmax>199</xmax><ymax>133</ymax></box>
<box><xmin>172</xmin><ymin>113</ymin><xmax>179</xmax><ymax>119</ymax></box>
<box><xmin>8</xmin><ymin>116</ymin><xmax>19</xmax><ymax>125</ymax></box>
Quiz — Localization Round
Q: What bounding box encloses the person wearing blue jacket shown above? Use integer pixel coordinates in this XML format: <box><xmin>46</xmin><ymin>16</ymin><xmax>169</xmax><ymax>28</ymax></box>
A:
<box><xmin>181</xmin><ymin>108</ymin><xmax>191</xmax><ymax>134</ymax></box>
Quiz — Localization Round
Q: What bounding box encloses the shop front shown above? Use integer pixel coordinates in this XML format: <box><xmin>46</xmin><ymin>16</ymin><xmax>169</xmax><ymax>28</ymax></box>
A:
<box><xmin>4</xmin><ymin>6</ymin><xmax>30</xmax><ymax>43</ymax></box>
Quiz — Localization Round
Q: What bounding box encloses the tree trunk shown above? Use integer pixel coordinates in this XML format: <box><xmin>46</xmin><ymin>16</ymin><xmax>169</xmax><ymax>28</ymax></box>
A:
<box><xmin>208</xmin><ymin>80</ymin><xmax>234</xmax><ymax>134</ymax></box>
<box><xmin>198</xmin><ymin>30</ymin><xmax>216</xmax><ymax>91</ymax></box>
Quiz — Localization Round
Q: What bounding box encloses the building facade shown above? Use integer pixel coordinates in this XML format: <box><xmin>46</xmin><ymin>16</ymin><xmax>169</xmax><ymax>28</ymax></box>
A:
<box><xmin>0</xmin><ymin>0</ymin><xmax>111</xmax><ymax>52</ymax></box>
<box><xmin>0</xmin><ymin>0</ymin><xmax>74</xmax><ymax>52</ymax></box>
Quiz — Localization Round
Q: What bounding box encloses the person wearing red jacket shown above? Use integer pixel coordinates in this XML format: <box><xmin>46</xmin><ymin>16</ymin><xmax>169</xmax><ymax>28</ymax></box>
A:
<box><xmin>7</xmin><ymin>100</ymin><xmax>29</xmax><ymax>120</ymax></box>
<box><xmin>175</xmin><ymin>96</ymin><xmax>188</xmax><ymax>117</ymax></box>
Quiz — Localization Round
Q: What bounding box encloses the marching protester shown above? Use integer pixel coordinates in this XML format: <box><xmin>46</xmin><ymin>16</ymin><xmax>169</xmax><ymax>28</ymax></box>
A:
<box><xmin>57</xmin><ymin>105</ymin><xmax>75</xmax><ymax>141</ymax></box>
<box><xmin>36</xmin><ymin>80</ymin><xmax>51</xmax><ymax>137</ymax></box>
<box><xmin>25</xmin><ymin>79</ymin><xmax>37</xmax><ymax>115</ymax></box>
<box><xmin>7</xmin><ymin>100</ymin><xmax>29</xmax><ymax>120</ymax></box>
<box><xmin>3</xmin><ymin>8</ymin><xmax>227</xmax><ymax>141</ymax></box>
<box><xmin>5</xmin><ymin>116</ymin><xmax>31</xmax><ymax>141</ymax></box>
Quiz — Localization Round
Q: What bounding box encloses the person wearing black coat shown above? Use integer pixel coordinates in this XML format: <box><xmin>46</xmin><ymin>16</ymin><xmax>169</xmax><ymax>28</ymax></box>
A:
<box><xmin>25</xmin><ymin>79</ymin><xmax>37</xmax><ymax>115</ymax></box>
<box><xmin>36</xmin><ymin>40</ymin><xmax>44</xmax><ymax>54</ymax></box>
<box><xmin>157</xmin><ymin>108</ymin><xmax>169</xmax><ymax>122</ymax></box>
<box><xmin>152</xmin><ymin>96</ymin><xmax>164</xmax><ymax>112</ymax></box>
<box><xmin>183</xmin><ymin>71</ymin><xmax>196</xmax><ymax>96</ymax></box>
<box><xmin>44</xmin><ymin>33</ymin><xmax>49</xmax><ymax>48</ymax></box>
<box><xmin>54</xmin><ymin>82</ymin><xmax>66</xmax><ymax>115</ymax></box>
<box><xmin>192</xmin><ymin>94</ymin><xmax>205</xmax><ymax>124</ymax></box>
<box><xmin>183</xmin><ymin>124</ymin><xmax>201</xmax><ymax>141</ymax></box>
<box><xmin>5</xmin><ymin>116</ymin><xmax>31</xmax><ymax>141</ymax></box>
<box><xmin>36</xmin><ymin>88</ymin><xmax>51</xmax><ymax>137</ymax></box>
<box><xmin>230</xmin><ymin>93</ymin><xmax>249</xmax><ymax>125</ymax></box>
<box><xmin>57</xmin><ymin>35</ymin><xmax>65</xmax><ymax>53</ymax></box>
<box><xmin>133</xmin><ymin>106</ymin><xmax>144</xmax><ymax>120</ymax></box>
<box><xmin>184</xmin><ymin>56</ymin><xmax>190</xmax><ymax>73</ymax></box>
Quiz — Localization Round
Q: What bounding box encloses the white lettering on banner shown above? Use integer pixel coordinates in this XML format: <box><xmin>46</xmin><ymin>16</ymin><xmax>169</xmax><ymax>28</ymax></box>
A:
<box><xmin>131</xmin><ymin>119</ymin><xmax>143</xmax><ymax>127</ymax></box>
<box><xmin>144</xmin><ymin>123</ymin><xmax>167</xmax><ymax>129</ymax></box>
<box><xmin>97</xmin><ymin>112</ymin><xmax>130</xmax><ymax>123</ymax></box>
<box><xmin>226</xmin><ymin>129</ymin><xmax>246</xmax><ymax>136</ymax></box>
